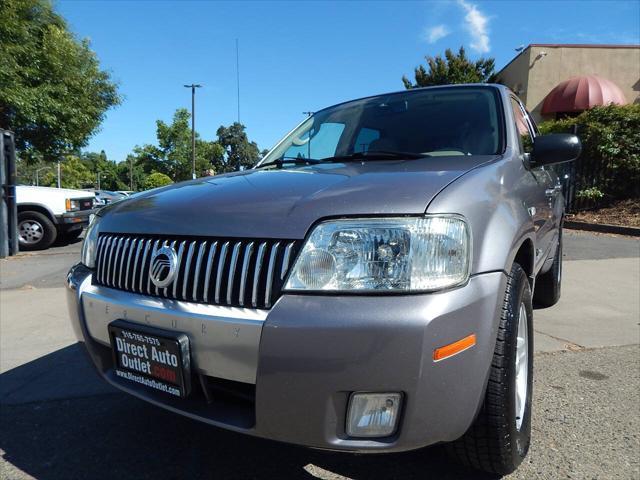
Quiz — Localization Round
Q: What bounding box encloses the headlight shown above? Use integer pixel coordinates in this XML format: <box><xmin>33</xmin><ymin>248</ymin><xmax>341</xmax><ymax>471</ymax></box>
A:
<box><xmin>66</xmin><ymin>199</ymin><xmax>81</xmax><ymax>211</ymax></box>
<box><xmin>81</xmin><ymin>214</ymin><xmax>101</xmax><ymax>268</ymax></box>
<box><xmin>284</xmin><ymin>216</ymin><xmax>470</xmax><ymax>292</ymax></box>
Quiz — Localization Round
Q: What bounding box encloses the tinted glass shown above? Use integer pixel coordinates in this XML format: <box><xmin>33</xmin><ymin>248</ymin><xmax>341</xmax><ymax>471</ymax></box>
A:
<box><xmin>262</xmin><ymin>87</ymin><xmax>503</xmax><ymax>164</ymax></box>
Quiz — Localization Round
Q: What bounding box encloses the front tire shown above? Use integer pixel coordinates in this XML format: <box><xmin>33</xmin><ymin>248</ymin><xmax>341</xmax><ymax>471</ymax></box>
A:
<box><xmin>18</xmin><ymin>211</ymin><xmax>57</xmax><ymax>251</ymax></box>
<box><xmin>447</xmin><ymin>263</ymin><xmax>534</xmax><ymax>476</ymax></box>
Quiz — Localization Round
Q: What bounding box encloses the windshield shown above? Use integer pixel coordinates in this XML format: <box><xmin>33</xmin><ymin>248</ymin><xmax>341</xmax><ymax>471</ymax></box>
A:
<box><xmin>259</xmin><ymin>86</ymin><xmax>503</xmax><ymax>166</ymax></box>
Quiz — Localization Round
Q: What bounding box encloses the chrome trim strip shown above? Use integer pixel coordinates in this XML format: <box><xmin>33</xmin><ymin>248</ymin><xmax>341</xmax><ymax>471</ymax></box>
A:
<box><xmin>252</xmin><ymin>242</ymin><xmax>267</xmax><ymax>308</ymax></box>
<box><xmin>192</xmin><ymin>241</ymin><xmax>207</xmax><ymax>301</ymax></box>
<box><xmin>173</xmin><ymin>240</ymin><xmax>187</xmax><ymax>298</ymax></box>
<box><xmin>215</xmin><ymin>242</ymin><xmax>229</xmax><ymax>304</ymax></box>
<box><xmin>264</xmin><ymin>242</ymin><xmax>280</xmax><ymax>308</ymax></box>
<box><xmin>182</xmin><ymin>241</ymin><xmax>197</xmax><ymax>300</ymax></box>
<box><xmin>238</xmin><ymin>242</ymin><xmax>254</xmax><ymax>306</ymax></box>
<box><xmin>281</xmin><ymin>242</ymin><xmax>294</xmax><ymax>280</ymax></box>
<box><xmin>203</xmin><ymin>241</ymin><xmax>218</xmax><ymax>303</ymax></box>
<box><xmin>226</xmin><ymin>242</ymin><xmax>242</xmax><ymax>305</ymax></box>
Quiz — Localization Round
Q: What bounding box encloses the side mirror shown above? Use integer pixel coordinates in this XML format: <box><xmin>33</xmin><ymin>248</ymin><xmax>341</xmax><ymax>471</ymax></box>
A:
<box><xmin>530</xmin><ymin>134</ymin><xmax>581</xmax><ymax>167</ymax></box>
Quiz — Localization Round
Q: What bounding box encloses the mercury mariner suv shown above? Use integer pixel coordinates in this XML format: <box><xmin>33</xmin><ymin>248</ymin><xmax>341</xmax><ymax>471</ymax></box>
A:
<box><xmin>67</xmin><ymin>84</ymin><xmax>580</xmax><ymax>475</ymax></box>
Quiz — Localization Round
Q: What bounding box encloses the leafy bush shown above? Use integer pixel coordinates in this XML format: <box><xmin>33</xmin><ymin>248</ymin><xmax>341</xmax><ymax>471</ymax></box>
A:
<box><xmin>576</xmin><ymin>187</ymin><xmax>605</xmax><ymax>202</ymax></box>
<box><xmin>143</xmin><ymin>171</ymin><xmax>173</xmax><ymax>190</ymax></box>
<box><xmin>539</xmin><ymin>105</ymin><xmax>640</xmax><ymax>202</ymax></box>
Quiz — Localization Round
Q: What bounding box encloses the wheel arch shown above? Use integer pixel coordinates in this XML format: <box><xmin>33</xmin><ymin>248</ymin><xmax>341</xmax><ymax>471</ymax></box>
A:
<box><xmin>17</xmin><ymin>204</ymin><xmax>58</xmax><ymax>224</ymax></box>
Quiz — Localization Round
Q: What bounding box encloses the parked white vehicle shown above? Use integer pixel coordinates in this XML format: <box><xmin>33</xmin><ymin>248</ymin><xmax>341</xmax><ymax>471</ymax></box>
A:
<box><xmin>16</xmin><ymin>186</ymin><xmax>96</xmax><ymax>250</ymax></box>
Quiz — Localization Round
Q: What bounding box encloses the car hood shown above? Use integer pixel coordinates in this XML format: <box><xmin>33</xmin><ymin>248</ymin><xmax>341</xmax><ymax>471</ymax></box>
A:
<box><xmin>99</xmin><ymin>156</ymin><xmax>497</xmax><ymax>239</ymax></box>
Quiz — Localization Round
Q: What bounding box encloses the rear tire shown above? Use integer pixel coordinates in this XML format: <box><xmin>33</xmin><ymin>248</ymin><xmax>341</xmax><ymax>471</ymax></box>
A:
<box><xmin>446</xmin><ymin>263</ymin><xmax>534</xmax><ymax>476</ymax></box>
<box><xmin>533</xmin><ymin>232</ymin><xmax>562</xmax><ymax>308</ymax></box>
<box><xmin>18</xmin><ymin>211</ymin><xmax>57</xmax><ymax>251</ymax></box>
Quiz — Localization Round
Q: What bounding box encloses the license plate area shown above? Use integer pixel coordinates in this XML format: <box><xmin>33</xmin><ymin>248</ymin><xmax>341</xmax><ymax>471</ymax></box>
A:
<box><xmin>108</xmin><ymin>320</ymin><xmax>191</xmax><ymax>398</ymax></box>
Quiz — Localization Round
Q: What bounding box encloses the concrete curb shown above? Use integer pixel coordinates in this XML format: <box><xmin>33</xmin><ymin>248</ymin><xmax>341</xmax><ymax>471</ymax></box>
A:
<box><xmin>564</xmin><ymin>220</ymin><xmax>640</xmax><ymax>237</ymax></box>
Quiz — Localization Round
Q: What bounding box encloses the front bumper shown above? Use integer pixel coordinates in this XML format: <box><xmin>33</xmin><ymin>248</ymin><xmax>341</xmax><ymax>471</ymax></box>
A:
<box><xmin>67</xmin><ymin>263</ymin><xmax>506</xmax><ymax>453</ymax></box>
<box><xmin>57</xmin><ymin>209</ymin><xmax>96</xmax><ymax>231</ymax></box>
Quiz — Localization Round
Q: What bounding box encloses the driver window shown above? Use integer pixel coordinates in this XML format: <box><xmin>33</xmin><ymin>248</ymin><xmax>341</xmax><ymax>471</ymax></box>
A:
<box><xmin>510</xmin><ymin>97</ymin><xmax>534</xmax><ymax>153</ymax></box>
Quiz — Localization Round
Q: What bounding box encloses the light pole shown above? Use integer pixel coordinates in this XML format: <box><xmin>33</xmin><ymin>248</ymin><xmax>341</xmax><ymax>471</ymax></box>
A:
<box><xmin>184</xmin><ymin>84</ymin><xmax>202</xmax><ymax>180</ymax></box>
<box><xmin>35</xmin><ymin>166</ymin><xmax>50</xmax><ymax>186</ymax></box>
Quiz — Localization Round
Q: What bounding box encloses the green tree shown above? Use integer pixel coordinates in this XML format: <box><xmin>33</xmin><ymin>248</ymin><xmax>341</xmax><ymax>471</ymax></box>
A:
<box><xmin>0</xmin><ymin>0</ymin><xmax>121</xmax><ymax>162</ymax></box>
<box><xmin>402</xmin><ymin>46</ymin><xmax>495</xmax><ymax>89</ymax></box>
<box><xmin>216</xmin><ymin>122</ymin><xmax>260</xmax><ymax>172</ymax></box>
<box><xmin>39</xmin><ymin>156</ymin><xmax>95</xmax><ymax>189</ymax></box>
<box><xmin>131</xmin><ymin>109</ymin><xmax>224</xmax><ymax>181</ymax></box>
<box><xmin>143</xmin><ymin>171</ymin><xmax>173</xmax><ymax>190</ymax></box>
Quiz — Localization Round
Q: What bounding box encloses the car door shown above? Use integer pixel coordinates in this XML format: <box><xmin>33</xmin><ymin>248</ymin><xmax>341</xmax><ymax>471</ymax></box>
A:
<box><xmin>509</xmin><ymin>97</ymin><xmax>555</xmax><ymax>271</ymax></box>
<box><xmin>522</xmin><ymin>106</ymin><xmax>563</xmax><ymax>251</ymax></box>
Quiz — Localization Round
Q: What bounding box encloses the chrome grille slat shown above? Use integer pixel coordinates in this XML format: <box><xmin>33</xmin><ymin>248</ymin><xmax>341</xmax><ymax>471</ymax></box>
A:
<box><xmin>147</xmin><ymin>240</ymin><xmax>160</xmax><ymax>295</ymax></box>
<box><xmin>182</xmin><ymin>241</ymin><xmax>197</xmax><ymax>300</ymax></box>
<box><xmin>138</xmin><ymin>239</ymin><xmax>152</xmax><ymax>293</ymax></box>
<box><xmin>281</xmin><ymin>242</ymin><xmax>294</xmax><ymax>280</ymax></box>
<box><xmin>226</xmin><ymin>242</ymin><xmax>242</xmax><ymax>305</ymax></box>
<box><xmin>215</xmin><ymin>242</ymin><xmax>230</xmax><ymax>304</ymax></box>
<box><xmin>95</xmin><ymin>235</ymin><xmax>296</xmax><ymax>310</ymax></box>
<box><xmin>118</xmin><ymin>238</ymin><xmax>131</xmax><ymax>289</ymax></box>
<box><xmin>203</xmin><ymin>241</ymin><xmax>218</xmax><ymax>303</ymax></box>
<box><xmin>163</xmin><ymin>240</ymin><xmax>177</xmax><ymax>297</ymax></box>
<box><xmin>130</xmin><ymin>238</ymin><xmax>143</xmax><ymax>292</ymax></box>
<box><xmin>192</xmin><ymin>241</ymin><xmax>207</xmax><ymax>301</ymax></box>
<box><xmin>252</xmin><ymin>242</ymin><xmax>267</xmax><ymax>308</ymax></box>
<box><xmin>173</xmin><ymin>241</ymin><xmax>187</xmax><ymax>298</ymax></box>
<box><xmin>238</xmin><ymin>242</ymin><xmax>254</xmax><ymax>306</ymax></box>
<box><xmin>264</xmin><ymin>242</ymin><xmax>280</xmax><ymax>308</ymax></box>
<box><xmin>124</xmin><ymin>238</ymin><xmax>137</xmax><ymax>290</ymax></box>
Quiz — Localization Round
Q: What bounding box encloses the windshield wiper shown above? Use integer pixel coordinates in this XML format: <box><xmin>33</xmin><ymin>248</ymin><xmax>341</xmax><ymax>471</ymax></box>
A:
<box><xmin>320</xmin><ymin>150</ymin><xmax>428</xmax><ymax>162</ymax></box>
<box><xmin>255</xmin><ymin>157</ymin><xmax>321</xmax><ymax>169</ymax></box>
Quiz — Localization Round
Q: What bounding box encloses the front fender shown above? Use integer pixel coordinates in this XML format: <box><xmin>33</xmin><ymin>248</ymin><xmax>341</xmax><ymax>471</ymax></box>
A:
<box><xmin>426</xmin><ymin>151</ymin><xmax>536</xmax><ymax>276</ymax></box>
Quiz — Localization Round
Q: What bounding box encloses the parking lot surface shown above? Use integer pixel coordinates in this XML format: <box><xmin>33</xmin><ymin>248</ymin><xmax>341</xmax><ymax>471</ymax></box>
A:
<box><xmin>1</xmin><ymin>230</ymin><xmax>638</xmax><ymax>479</ymax></box>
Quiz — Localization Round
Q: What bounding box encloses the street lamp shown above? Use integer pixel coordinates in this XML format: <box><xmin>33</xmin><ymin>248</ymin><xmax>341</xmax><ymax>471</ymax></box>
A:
<box><xmin>184</xmin><ymin>84</ymin><xmax>202</xmax><ymax>180</ymax></box>
<box><xmin>35</xmin><ymin>166</ymin><xmax>50</xmax><ymax>186</ymax></box>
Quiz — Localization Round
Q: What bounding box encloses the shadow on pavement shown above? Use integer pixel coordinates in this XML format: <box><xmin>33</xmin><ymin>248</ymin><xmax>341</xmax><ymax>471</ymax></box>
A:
<box><xmin>0</xmin><ymin>345</ymin><xmax>496</xmax><ymax>480</ymax></box>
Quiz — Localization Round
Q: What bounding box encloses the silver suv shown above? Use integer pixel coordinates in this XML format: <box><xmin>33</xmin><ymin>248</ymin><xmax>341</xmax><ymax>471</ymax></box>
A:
<box><xmin>67</xmin><ymin>84</ymin><xmax>580</xmax><ymax>475</ymax></box>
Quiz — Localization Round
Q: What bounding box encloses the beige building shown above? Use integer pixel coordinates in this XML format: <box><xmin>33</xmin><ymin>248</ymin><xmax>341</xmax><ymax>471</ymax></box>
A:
<box><xmin>496</xmin><ymin>44</ymin><xmax>640</xmax><ymax>122</ymax></box>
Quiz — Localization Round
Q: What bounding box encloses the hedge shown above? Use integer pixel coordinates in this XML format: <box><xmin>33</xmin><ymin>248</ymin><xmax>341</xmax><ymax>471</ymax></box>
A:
<box><xmin>539</xmin><ymin>104</ymin><xmax>640</xmax><ymax>205</ymax></box>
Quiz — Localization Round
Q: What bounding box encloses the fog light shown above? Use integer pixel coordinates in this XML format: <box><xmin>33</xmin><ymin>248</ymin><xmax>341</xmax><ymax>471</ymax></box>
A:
<box><xmin>346</xmin><ymin>392</ymin><xmax>402</xmax><ymax>438</ymax></box>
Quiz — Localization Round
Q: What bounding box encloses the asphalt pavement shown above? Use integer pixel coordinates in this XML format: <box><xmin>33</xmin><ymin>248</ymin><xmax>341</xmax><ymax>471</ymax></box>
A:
<box><xmin>0</xmin><ymin>230</ymin><xmax>638</xmax><ymax>479</ymax></box>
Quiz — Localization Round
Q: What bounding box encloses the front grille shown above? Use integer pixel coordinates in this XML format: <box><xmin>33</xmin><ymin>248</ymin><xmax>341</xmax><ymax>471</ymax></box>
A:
<box><xmin>94</xmin><ymin>234</ymin><xmax>299</xmax><ymax>309</ymax></box>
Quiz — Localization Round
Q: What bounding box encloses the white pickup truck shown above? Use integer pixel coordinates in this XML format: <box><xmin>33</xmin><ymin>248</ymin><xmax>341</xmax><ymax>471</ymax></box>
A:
<box><xmin>16</xmin><ymin>186</ymin><xmax>96</xmax><ymax>250</ymax></box>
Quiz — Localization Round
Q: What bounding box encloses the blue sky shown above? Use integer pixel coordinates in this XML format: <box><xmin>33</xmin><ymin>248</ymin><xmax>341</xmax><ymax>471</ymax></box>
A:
<box><xmin>57</xmin><ymin>0</ymin><xmax>640</xmax><ymax>162</ymax></box>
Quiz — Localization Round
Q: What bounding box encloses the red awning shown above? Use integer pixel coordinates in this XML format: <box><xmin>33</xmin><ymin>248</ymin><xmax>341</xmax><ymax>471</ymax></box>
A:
<box><xmin>541</xmin><ymin>75</ymin><xmax>628</xmax><ymax>115</ymax></box>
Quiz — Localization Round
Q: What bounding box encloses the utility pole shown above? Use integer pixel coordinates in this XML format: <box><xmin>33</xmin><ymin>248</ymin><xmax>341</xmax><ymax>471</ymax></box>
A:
<box><xmin>57</xmin><ymin>160</ymin><xmax>61</xmax><ymax>188</ymax></box>
<box><xmin>97</xmin><ymin>172</ymin><xmax>101</xmax><ymax>190</ymax></box>
<box><xmin>183</xmin><ymin>84</ymin><xmax>202</xmax><ymax>180</ymax></box>
<box><xmin>129</xmin><ymin>156</ymin><xmax>133</xmax><ymax>190</ymax></box>
<box><xmin>236</xmin><ymin>39</ymin><xmax>241</xmax><ymax>124</ymax></box>
<box><xmin>35</xmin><ymin>166</ymin><xmax>49</xmax><ymax>186</ymax></box>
